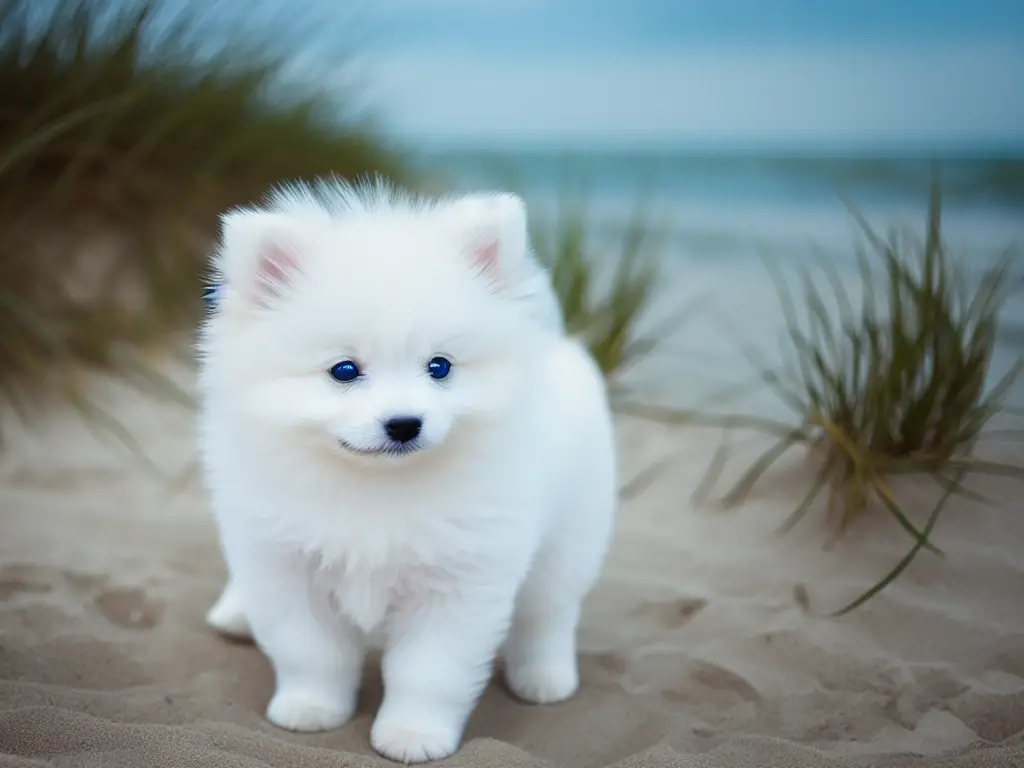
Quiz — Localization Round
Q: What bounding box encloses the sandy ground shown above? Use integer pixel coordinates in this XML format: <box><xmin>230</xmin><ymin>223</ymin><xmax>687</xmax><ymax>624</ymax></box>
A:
<box><xmin>1</xmin><ymin>354</ymin><xmax>1023</xmax><ymax>767</ymax></box>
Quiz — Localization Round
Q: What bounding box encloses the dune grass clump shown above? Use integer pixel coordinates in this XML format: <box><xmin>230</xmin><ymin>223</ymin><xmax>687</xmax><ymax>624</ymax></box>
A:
<box><xmin>726</xmin><ymin>185</ymin><xmax>1023</xmax><ymax>613</ymax></box>
<box><xmin>625</xmin><ymin>184</ymin><xmax>1024</xmax><ymax>614</ymax></box>
<box><xmin>0</xmin><ymin>0</ymin><xmax>408</xmax><ymax>436</ymax></box>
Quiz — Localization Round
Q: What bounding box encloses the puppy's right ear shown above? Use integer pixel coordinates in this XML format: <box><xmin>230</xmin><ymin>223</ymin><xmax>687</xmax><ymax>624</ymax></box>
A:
<box><xmin>215</xmin><ymin>209</ymin><xmax>307</xmax><ymax>306</ymax></box>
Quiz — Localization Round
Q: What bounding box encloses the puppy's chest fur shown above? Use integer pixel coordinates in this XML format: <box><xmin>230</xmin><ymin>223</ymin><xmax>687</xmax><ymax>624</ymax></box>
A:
<box><xmin>213</xmin><ymin>426</ymin><xmax>543</xmax><ymax>633</ymax></box>
<box><xmin>293</xmin><ymin>503</ymin><xmax>495</xmax><ymax>635</ymax></box>
<box><xmin>313</xmin><ymin>556</ymin><xmax>447</xmax><ymax>633</ymax></box>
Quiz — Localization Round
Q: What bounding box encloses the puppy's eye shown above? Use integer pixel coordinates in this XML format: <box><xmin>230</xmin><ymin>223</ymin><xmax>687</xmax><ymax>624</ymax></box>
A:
<box><xmin>427</xmin><ymin>356</ymin><xmax>452</xmax><ymax>380</ymax></box>
<box><xmin>329</xmin><ymin>360</ymin><xmax>361</xmax><ymax>383</ymax></box>
<box><xmin>202</xmin><ymin>283</ymin><xmax>221</xmax><ymax>310</ymax></box>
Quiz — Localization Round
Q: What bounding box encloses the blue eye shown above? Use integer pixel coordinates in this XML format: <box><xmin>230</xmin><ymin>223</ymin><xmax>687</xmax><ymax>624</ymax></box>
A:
<box><xmin>329</xmin><ymin>360</ymin><xmax>360</xmax><ymax>383</ymax></box>
<box><xmin>427</xmin><ymin>356</ymin><xmax>452</xmax><ymax>380</ymax></box>
<box><xmin>202</xmin><ymin>283</ymin><xmax>221</xmax><ymax>310</ymax></box>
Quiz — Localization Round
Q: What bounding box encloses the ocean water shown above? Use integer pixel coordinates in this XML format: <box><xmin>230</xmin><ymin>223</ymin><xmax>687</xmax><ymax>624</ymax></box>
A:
<box><xmin>419</xmin><ymin>148</ymin><xmax>1024</xmax><ymax>408</ymax></box>
<box><xmin>420</xmin><ymin>149</ymin><xmax>1024</xmax><ymax>259</ymax></box>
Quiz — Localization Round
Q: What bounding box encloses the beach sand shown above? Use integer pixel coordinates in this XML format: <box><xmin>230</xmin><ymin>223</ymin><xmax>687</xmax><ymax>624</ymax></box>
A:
<box><xmin>1</xmin><ymin>348</ymin><xmax>1023</xmax><ymax>767</ymax></box>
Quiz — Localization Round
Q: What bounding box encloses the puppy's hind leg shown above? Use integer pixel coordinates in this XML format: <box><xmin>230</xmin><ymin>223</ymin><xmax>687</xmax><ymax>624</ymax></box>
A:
<box><xmin>206</xmin><ymin>509</ymin><xmax>253</xmax><ymax>640</ymax></box>
<box><xmin>503</xmin><ymin>483</ymin><xmax>615</xmax><ymax>704</ymax></box>
<box><xmin>502</xmin><ymin>549</ymin><xmax>587</xmax><ymax>704</ymax></box>
<box><xmin>206</xmin><ymin>577</ymin><xmax>253</xmax><ymax>640</ymax></box>
<box><xmin>503</xmin><ymin>336</ymin><xmax>617</xmax><ymax>704</ymax></box>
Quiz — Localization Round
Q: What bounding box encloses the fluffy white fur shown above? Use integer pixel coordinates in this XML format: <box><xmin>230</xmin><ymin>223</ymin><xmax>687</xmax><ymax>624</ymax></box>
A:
<box><xmin>196</xmin><ymin>178</ymin><xmax>617</xmax><ymax>764</ymax></box>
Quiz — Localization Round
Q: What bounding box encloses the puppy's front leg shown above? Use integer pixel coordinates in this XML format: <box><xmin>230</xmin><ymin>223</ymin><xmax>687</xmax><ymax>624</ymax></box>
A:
<box><xmin>232</xmin><ymin>545</ymin><xmax>365</xmax><ymax>733</ymax></box>
<box><xmin>371</xmin><ymin>588</ymin><xmax>515</xmax><ymax>764</ymax></box>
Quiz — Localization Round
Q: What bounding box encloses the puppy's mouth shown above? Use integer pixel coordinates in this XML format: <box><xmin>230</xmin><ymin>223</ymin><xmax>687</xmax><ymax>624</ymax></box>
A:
<box><xmin>338</xmin><ymin>439</ymin><xmax>423</xmax><ymax>458</ymax></box>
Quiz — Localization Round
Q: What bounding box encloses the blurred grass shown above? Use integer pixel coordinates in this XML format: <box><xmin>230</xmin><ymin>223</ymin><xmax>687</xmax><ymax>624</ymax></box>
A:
<box><xmin>621</xmin><ymin>183</ymin><xmax>1024</xmax><ymax>615</ymax></box>
<box><xmin>532</xmin><ymin>195</ymin><xmax>660</xmax><ymax>380</ymax></box>
<box><xmin>0</xmin><ymin>0</ymin><xmax>409</xmax><ymax>444</ymax></box>
<box><xmin>529</xmin><ymin>183</ymin><xmax>706</xmax><ymax>390</ymax></box>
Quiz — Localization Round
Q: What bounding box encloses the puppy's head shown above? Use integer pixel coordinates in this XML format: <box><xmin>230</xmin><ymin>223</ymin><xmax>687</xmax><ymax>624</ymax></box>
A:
<box><xmin>200</xmin><ymin>181</ymin><xmax>559</xmax><ymax>466</ymax></box>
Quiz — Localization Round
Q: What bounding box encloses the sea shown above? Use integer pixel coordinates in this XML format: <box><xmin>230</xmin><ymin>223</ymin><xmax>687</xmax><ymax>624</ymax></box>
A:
<box><xmin>418</xmin><ymin>148</ymin><xmax>1023</xmax><ymax>259</ymax></box>
<box><xmin>416</xmin><ymin>148</ymin><xmax>1024</xmax><ymax>408</ymax></box>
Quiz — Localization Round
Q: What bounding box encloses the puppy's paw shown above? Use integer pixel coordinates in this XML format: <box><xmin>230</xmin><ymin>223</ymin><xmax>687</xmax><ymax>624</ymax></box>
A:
<box><xmin>266</xmin><ymin>688</ymin><xmax>354</xmax><ymax>732</ymax></box>
<box><xmin>205</xmin><ymin>587</ymin><xmax>252</xmax><ymax>640</ymax></box>
<box><xmin>504</xmin><ymin>660</ymin><xmax>579</xmax><ymax>704</ymax></box>
<box><xmin>370</xmin><ymin>714</ymin><xmax>460</xmax><ymax>764</ymax></box>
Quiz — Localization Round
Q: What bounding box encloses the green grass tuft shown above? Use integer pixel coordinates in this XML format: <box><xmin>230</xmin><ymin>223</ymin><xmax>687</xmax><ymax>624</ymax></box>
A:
<box><xmin>622</xmin><ymin>183</ymin><xmax>1024</xmax><ymax>615</ymax></box>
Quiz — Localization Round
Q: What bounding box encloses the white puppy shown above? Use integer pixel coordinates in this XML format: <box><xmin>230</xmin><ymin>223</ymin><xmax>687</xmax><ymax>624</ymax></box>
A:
<box><xmin>196</xmin><ymin>179</ymin><xmax>617</xmax><ymax>764</ymax></box>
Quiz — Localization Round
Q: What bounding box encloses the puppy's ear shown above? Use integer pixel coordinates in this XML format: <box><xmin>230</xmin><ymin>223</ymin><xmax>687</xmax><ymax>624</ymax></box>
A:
<box><xmin>441</xmin><ymin>192</ymin><xmax>529</xmax><ymax>286</ymax></box>
<box><xmin>440</xmin><ymin>192</ymin><xmax>564</xmax><ymax>331</ymax></box>
<box><xmin>215</xmin><ymin>209</ymin><xmax>307</xmax><ymax>306</ymax></box>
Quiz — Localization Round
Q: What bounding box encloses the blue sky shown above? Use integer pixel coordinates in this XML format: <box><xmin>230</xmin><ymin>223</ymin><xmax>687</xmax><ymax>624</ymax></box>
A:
<box><xmin>235</xmin><ymin>1</ymin><xmax>1024</xmax><ymax>149</ymax></box>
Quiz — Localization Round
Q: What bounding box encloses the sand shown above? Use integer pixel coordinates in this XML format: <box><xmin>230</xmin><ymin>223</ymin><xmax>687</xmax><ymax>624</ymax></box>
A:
<box><xmin>1</xmin><ymin>352</ymin><xmax>1023</xmax><ymax>768</ymax></box>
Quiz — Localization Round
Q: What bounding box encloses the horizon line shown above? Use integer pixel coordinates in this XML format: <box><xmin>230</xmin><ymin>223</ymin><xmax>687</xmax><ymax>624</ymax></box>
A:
<box><xmin>403</xmin><ymin>138</ymin><xmax>1024</xmax><ymax>159</ymax></box>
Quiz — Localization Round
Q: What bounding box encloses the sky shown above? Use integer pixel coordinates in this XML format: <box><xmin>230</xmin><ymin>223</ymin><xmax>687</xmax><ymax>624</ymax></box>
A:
<box><xmin>217</xmin><ymin>1</ymin><xmax>1024</xmax><ymax>150</ymax></box>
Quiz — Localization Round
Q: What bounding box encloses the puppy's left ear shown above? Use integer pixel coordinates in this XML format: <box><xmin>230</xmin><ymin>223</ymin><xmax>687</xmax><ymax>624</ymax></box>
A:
<box><xmin>441</xmin><ymin>192</ymin><xmax>529</xmax><ymax>286</ymax></box>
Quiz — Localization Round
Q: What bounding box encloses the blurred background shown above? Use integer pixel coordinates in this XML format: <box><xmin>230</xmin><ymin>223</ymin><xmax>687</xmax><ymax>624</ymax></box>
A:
<box><xmin>1</xmin><ymin>0</ymin><xmax>1022</xmax><ymax>424</ymax></box>
<box><xmin>370</xmin><ymin>0</ymin><xmax>1023</xmax><ymax>243</ymax></box>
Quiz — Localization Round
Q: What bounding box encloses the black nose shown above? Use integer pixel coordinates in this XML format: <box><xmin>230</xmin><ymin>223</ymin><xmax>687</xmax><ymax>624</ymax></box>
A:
<box><xmin>384</xmin><ymin>416</ymin><xmax>422</xmax><ymax>443</ymax></box>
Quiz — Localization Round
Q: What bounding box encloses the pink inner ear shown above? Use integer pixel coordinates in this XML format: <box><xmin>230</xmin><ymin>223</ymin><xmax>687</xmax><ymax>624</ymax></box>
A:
<box><xmin>256</xmin><ymin>242</ymin><xmax>300</xmax><ymax>299</ymax></box>
<box><xmin>472</xmin><ymin>238</ymin><xmax>500</xmax><ymax>276</ymax></box>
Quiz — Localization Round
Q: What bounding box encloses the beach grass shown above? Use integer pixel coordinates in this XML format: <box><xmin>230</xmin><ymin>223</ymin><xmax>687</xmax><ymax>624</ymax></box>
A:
<box><xmin>621</xmin><ymin>183</ymin><xmax>1024</xmax><ymax>615</ymax></box>
<box><xmin>530</xmin><ymin>187</ymin><xmax>704</xmax><ymax>388</ymax></box>
<box><xmin>0</xmin><ymin>0</ymin><xmax>409</xmax><ymax>441</ymax></box>
<box><xmin>532</xmin><ymin>198</ymin><xmax>658</xmax><ymax>379</ymax></box>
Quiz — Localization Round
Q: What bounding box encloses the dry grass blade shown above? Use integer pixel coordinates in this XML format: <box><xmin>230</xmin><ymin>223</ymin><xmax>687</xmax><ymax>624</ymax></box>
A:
<box><xmin>690</xmin><ymin>431</ymin><xmax>734</xmax><ymax>506</ymax></box>
<box><xmin>619</xmin><ymin>452</ymin><xmax>681</xmax><ymax>500</ymax></box>
<box><xmin>830</xmin><ymin>464</ymin><xmax>964</xmax><ymax>616</ymax></box>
